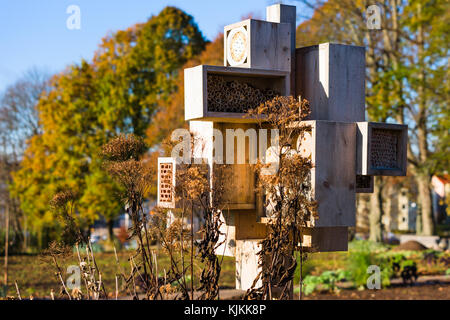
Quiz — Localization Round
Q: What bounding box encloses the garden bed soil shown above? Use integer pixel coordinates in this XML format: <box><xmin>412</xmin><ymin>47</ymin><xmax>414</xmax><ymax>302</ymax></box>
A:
<box><xmin>394</xmin><ymin>240</ymin><xmax>428</xmax><ymax>251</ymax></box>
<box><xmin>302</xmin><ymin>275</ymin><xmax>450</xmax><ymax>300</ymax></box>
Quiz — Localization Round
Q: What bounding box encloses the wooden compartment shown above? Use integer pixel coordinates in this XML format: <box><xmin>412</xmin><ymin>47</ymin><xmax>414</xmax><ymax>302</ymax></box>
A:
<box><xmin>184</xmin><ymin>65</ymin><xmax>289</xmax><ymax>122</ymax></box>
<box><xmin>357</xmin><ymin>122</ymin><xmax>408</xmax><ymax>176</ymax></box>
<box><xmin>190</xmin><ymin>121</ymin><xmax>259</xmax><ymax>210</ymax></box>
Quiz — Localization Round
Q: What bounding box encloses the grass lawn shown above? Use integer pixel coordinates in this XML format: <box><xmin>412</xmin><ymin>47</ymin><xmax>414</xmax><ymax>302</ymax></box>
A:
<box><xmin>0</xmin><ymin>250</ymin><xmax>366</xmax><ymax>298</ymax></box>
<box><xmin>4</xmin><ymin>249</ymin><xmax>236</xmax><ymax>298</ymax></box>
<box><xmin>3</xmin><ymin>241</ymin><xmax>448</xmax><ymax>299</ymax></box>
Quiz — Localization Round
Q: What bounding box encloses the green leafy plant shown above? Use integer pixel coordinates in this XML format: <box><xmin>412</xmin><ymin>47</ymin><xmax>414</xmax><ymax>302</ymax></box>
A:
<box><xmin>302</xmin><ymin>269</ymin><xmax>350</xmax><ymax>295</ymax></box>
<box><xmin>346</xmin><ymin>240</ymin><xmax>392</xmax><ymax>288</ymax></box>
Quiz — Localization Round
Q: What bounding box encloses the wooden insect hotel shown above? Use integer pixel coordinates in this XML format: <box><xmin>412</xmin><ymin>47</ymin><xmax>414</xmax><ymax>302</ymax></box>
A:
<box><xmin>157</xmin><ymin>4</ymin><xmax>408</xmax><ymax>291</ymax></box>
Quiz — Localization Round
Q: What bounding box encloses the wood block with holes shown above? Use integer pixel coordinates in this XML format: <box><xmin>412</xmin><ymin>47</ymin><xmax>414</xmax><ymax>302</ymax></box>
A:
<box><xmin>356</xmin><ymin>122</ymin><xmax>407</xmax><ymax>176</ymax></box>
<box><xmin>157</xmin><ymin>157</ymin><xmax>209</xmax><ymax>209</ymax></box>
<box><xmin>157</xmin><ymin>157</ymin><xmax>176</xmax><ymax>208</ymax></box>
<box><xmin>184</xmin><ymin>65</ymin><xmax>289</xmax><ymax>122</ymax></box>
<box><xmin>224</xmin><ymin>19</ymin><xmax>291</xmax><ymax>71</ymax></box>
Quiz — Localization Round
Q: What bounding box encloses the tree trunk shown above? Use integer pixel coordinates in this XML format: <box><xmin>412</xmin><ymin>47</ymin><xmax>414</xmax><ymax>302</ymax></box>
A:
<box><xmin>417</xmin><ymin>174</ymin><xmax>434</xmax><ymax>235</ymax></box>
<box><xmin>414</xmin><ymin>2</ymin><xmax>434</xmax><ymax>236</ymax></box>
<box><xmin>4</xmin><ymin>203</ymin><xmax>9</xmax><ymax>295</ymax></box>
<box><xmin>108</xmin><ymin>219</ymin><xmax>115</xmax><ymax>242</ymax></box>
<box><xmin>369</xmin><ymin>177</ymin><xmax>384</xmax><ymax>242</ymax></box>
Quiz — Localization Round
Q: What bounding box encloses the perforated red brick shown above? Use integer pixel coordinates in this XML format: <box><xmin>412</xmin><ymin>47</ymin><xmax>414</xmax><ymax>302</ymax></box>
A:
<box><xmin>159</xmin><ymin>162</ymin><xmax>173</xmax><ymax>203</ymax></box>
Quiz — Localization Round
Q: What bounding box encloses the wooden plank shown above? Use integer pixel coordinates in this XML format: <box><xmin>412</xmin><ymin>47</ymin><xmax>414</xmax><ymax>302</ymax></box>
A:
<box><xmin>260</xmin><ymin>120</ymin><xmax>356</xmax><ymax>227</ymax></box>
<box><xmin>190</xmin><ymin>122</ymin><xmax>258</xmax><ymax>210</ymax></box>
<box><xmin>215</xmin><ymin>211</ymin><xmax>236</xmax><ymax>257</ymax></box>
<box><xmin>266</xmin><ymin>4</ymin><xmax>296</xmax><ymax>94</ymax></box>
<box><xmin>257</xmin><ymin>218</ymin><xmax>349</xmax><ymax>252</ymax></box>
<box><xmin>235</xmin><ymin>210</ymin><xmax>267</xmax><ymax>240</ymax></box>
<box><xmin>235</xmin><ymin>239</ymin><xmax>262</xmax><ymax>290</ymax></box>
<box><xmin>310</xmin><ymin>120</ymin><xmax>357</xmax><ymax>227</ymax></box>
<box><xmin>300</xmin><ymin>227</ymin><xmax>348</xmax><ymax>252</ymax></box>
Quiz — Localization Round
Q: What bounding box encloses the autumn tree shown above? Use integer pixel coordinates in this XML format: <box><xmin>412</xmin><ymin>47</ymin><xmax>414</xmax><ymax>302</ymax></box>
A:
<box><xmin>11</xmin><ymin>7</ymin><xmax>206</xmax><ymax>247</ymax></box>
<box><xmin>0</xmin><ymin>67</ymin><xmax>51</xmax><ymax>250</ymax></box>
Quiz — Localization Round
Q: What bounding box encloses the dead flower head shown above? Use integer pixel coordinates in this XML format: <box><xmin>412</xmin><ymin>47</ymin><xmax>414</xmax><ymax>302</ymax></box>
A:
<box><xmin>50</xmin><ymin>190</ymin><xmax>76</xmax><ymax>210</ymax></box>
<box><xmin>100</xmin><ymin>133</ymin><xmax>147</xmax><ymax>162</ymax></box>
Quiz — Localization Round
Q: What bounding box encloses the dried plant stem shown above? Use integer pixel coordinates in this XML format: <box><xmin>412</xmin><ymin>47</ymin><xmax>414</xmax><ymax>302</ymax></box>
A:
<box><xmin>129</xmin><ymin>259</ymin><xmax>138</xmax><ymax>299</ymax></box>
<box><xmin>14</xmin><ymin>281</ymin><xmax>21</xmax><ymax>300</ymax></box>
<box><xmin>75</xmin><ymin>243</ymin><xmax>90</xmax><ymax>299</ymax></box>
<box><xmin>88</xmin><ymin>238</ymin><xmax>108</xmax><ymax>299</ymax></box>
<box><xmin>115</xmin><ymin>276</ymin><xmax>119</xmax><ymax>300</ymax></box>
<box><xmin>191</xmin><ymin>203</ymin><xmax>194</xmax><ymax>300</ymax></box>
<box><xmin>113</xmin><ymin>245</ymin><xmax>132</xmax><ymax>298</ymax></box>
<box><xmin>51</xmin><ymin>256</ymin><xmax>72</xmax><ymax>300</ymax></box>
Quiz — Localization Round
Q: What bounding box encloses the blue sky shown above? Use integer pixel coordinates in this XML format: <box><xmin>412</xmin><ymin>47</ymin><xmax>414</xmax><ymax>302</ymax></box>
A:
<box><xmin>0</xmin><ymin>0</ymin><xmax>304</xmax><ymax>92</ymax></box>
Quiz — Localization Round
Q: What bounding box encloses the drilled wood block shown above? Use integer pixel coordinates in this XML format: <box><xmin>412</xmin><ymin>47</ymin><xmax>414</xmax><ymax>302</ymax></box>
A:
<box><xmin>184</xmin><ymin>65</ymin><xmax>289</xmax><ymax>122</ymax></box>
<box><xmin>156</xmin><ymin>157</ymin><xmax>209</xmax><ymax>209</ymax></box>
<box><xmin>157</xmin><ymin>157</ymin><xmax>176</xmax><ymax>208</ymax></box>
<box><xmin>224</xmin><ymin>19</ymin><xmax>291</xmax><ymax>71</ymax></box>
<box><xmin>357</xmin><ymin>122</ymin><xmax>408</xmax><ymax>176</ymax></box>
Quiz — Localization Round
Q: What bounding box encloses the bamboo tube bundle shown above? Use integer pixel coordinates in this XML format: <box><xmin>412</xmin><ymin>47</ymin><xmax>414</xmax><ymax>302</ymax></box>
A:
<box><xmin>206</xmin><ymin>75</ymin><xmax>280</xmax><ymax>113</ymax></box>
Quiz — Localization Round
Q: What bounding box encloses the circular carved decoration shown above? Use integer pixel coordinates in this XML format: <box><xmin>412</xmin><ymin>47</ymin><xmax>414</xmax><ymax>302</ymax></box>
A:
<box><xmin>227</xmin><ymin>26</ymin><xmax>248</xmax><ymax>66</ymax></box>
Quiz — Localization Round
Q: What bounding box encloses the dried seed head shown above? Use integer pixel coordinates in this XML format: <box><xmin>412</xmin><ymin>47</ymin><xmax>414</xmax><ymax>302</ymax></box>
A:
<box><xmin>101</xmin><ymin>134</ymin><xmax>147</xmax><ymax>162</ymax></box>
<box><xmin>50</xmin><ymin>190</ymin><xmax>76</xmax><ymax>210</ymax></box>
